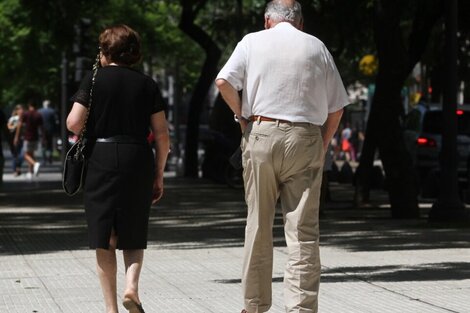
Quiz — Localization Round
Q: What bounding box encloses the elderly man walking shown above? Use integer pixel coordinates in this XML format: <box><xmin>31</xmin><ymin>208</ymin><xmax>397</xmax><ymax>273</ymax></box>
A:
<box><xmin>215</xmin><ymin>1</ymin><xmax>349</xmax><ymax>312</ymax></box>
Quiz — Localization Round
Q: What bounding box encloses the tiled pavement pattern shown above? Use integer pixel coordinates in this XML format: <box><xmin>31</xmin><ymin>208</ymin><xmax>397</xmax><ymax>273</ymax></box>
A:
<box><xmin>1</xmin><ymin>164</ymin><xmax>470</xmax><ymax>313</ymax></box>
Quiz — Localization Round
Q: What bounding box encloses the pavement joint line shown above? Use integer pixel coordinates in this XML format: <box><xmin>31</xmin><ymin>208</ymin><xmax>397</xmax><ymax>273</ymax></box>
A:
<box><xmin>320</xmin><ymin>264</ymin><xmax>463</xmax><ymax>313</ymax></box>
<box><xmin>362</xmin><ymin>280</ymin><xmax>463</xmax><ymax>313</ymax></box>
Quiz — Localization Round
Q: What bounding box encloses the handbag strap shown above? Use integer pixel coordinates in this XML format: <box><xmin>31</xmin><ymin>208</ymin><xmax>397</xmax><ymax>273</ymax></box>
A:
<box><xmin>74</xmin><ymin>53</ymin><xmax>100</xmax><ymax>158</ymax></box>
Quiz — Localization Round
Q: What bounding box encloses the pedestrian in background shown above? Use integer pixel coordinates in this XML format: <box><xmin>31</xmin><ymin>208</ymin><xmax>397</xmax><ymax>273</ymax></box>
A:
<box><xmin>38</xmin><ymin>99</ymin><xmax>58</xmax><ymax>164</ymax></box>
<box><xmin>14</xmin><ymin>99</ymin><xmax>43</xmax><ymax>179</ymax></box>
<box><xmin>67</xmin><ymin>24</ymin><xmax>169</xmax><ymax>313</ymax></box>
<box><xmin>7</xmin><ymin>104</ymin><xmax>25</xmax><ymax>176</ymax></box>
<box><xmin>215</xmin><ymin>1</ymin><xmax>349</xmax><ymax>312</ymax></box>
<box><xmin>0</xmin><ymin>108</ymin><xmax>15</xmax><ymax>187</ymax></box>
<box><xmin>340</xmin><ymin>123</ymin><xmax>355</xmax><ymax>162</ymax></box>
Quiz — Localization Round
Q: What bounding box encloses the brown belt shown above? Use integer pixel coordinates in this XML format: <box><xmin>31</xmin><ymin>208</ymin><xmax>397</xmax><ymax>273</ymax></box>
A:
<box><xmin>249</xmin><ymin>115</ymin><xmax>291</xmax><ymax>123</ymax></box>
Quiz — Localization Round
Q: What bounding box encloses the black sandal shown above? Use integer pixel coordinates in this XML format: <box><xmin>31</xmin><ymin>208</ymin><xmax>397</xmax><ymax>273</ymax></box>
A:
<box><xmin>123</xmin><ymin>297</ymin><xmax>145</xmax><ymax>313</ymax></box>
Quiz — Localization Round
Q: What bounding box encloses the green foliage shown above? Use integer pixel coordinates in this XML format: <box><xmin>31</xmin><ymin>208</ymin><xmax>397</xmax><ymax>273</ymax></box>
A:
<box><xmin>1</xmin><ymin>0</ymin><xmax>455</xmax><ymax>112</ymax></box>
<box><xmin>0</xmin><ymin>0</ymin><xmax>35</xmax><ymax>106</ymax></box>
<box><xmin>300</xmin><ymin>0</ymin><xmax>376</xmax><ymax>86</ymax></box>
<box><xmin>0</xmin><ymin>0</ymin><xmax>204</xmax><ymax>108</ymax></box>
<box><xmin>0</xmin><ymin>0</ymin><xmax>100</xmax><ymax>107</ymax></box>
<box><xmin>143</xmin><ymin>1</ymin><xmax>204</xmax><ymax>91</ymax></box>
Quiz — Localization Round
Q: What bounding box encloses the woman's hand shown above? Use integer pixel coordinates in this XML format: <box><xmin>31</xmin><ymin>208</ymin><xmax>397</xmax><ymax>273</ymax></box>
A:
<box><xmin>152</xmin><ymin>174</ymin><xmax>164</xmax><ymax>204</ymax></box>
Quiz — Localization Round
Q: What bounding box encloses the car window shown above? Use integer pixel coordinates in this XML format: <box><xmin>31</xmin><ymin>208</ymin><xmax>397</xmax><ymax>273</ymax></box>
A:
<box><xmin>422</xmin><ymin>111</ymin><xmax>470</xmax><ymax>135</ymax></box>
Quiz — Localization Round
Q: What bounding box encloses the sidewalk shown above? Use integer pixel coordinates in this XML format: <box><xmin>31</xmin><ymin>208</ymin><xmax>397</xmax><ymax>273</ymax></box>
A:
<box><xmin>1</xmin><ymin>163</ymin><xmax>469</xmax><ymax>313</ymax></box>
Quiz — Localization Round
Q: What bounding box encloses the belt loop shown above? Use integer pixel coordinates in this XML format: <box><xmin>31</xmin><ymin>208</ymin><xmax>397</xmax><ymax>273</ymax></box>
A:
<box><xmin>257</xmin><ymin>116</ymin><xmax>261</xmax><ymax>125</ymax></box>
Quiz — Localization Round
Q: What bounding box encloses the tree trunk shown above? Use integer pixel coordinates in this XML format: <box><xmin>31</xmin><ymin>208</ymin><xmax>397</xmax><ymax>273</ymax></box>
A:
<box><xmin>373</xmin><ymin>75</ymin><xmax>420</xmax><ymax>218</ymax></box>
<box><xmin>429</xmin><ymin>0</ymin><xmax>468</xmax><ymax>221</ymax></box>
<box><xmin>179</xmin><ymin>0</ymin><xmax>222</xmax><ymax>177</ymax></box>
<box><xmin>355</xmin><ymin>0</ymin><xmax>442</xmax><ymax>218</ymax></box>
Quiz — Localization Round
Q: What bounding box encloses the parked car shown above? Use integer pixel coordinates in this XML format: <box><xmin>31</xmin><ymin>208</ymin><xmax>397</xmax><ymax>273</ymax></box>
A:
<box><xmin>405</xmin><ymin>104</ymin><xmax>470</xmax><ymax>197</ymax></box>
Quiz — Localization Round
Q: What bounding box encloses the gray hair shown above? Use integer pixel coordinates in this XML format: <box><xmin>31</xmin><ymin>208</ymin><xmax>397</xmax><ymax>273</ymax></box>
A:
<box><xmin>264</xmin><ymin>1</ymin><xmax>303</xmax><ymax>25</ymax></box>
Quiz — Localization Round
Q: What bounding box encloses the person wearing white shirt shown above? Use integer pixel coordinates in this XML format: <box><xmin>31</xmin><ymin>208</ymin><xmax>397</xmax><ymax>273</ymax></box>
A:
<box><xmin>215</xmin><ymin>1</ymin><xmax>349</xmax><ymax>312</ymax></box>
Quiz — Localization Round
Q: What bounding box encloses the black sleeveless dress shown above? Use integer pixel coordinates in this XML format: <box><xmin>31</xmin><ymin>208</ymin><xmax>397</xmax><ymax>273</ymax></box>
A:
<box><xmin>71</xmin><ymin>65</ymin><xmax>166</xmax><ymax>249</ymax></box>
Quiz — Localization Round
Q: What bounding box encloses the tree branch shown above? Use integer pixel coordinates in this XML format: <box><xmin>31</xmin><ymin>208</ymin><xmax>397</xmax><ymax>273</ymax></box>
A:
<box><xmin>407</xmin><ymin>0</ymin><xmax>443</xmax><ymax>73</ymax></box>
<box><xmin>179</xmin><ymin>0</ymin><xmax>219</xmax><ymax>56</ymax></box>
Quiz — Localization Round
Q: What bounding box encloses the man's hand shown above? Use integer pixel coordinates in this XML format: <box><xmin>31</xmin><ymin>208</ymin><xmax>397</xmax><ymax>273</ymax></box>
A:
<box><xmin>321</xmin><ymin>109</ymin><xmax>344</xmax><ymax>151</ymax></box>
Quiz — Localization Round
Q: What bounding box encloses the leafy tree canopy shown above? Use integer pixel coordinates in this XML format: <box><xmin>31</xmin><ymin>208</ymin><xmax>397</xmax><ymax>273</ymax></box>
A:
<box><xmin>0</xmin><ymin>0</ymin><xmax>204</xmax><ymax>108</ymax></box>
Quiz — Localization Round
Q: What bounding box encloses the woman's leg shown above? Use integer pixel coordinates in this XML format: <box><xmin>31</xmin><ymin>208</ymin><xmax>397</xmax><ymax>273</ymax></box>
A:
<box><xmin>96</xmin><ymin>232</ymin><xmax>118</xmax><ymax>313</ymax></box>
<box><xmin>123</xmin><ymin>249</ymin><xmax>144</xmax><ymax>304</ymax></box>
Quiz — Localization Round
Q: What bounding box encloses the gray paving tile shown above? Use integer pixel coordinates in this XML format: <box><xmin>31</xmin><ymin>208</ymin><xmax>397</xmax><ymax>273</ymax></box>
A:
<box><xmin>1</xmin><ymin>172</ymin><xmax>470</xmax><ymax>312</ymax></box>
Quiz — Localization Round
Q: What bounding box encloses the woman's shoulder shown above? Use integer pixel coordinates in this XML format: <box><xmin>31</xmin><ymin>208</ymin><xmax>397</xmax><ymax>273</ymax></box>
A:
<box><xmin>103</xmin><ymin>66</ymin><xmax>156</xmax><ymax>83</ymax></box>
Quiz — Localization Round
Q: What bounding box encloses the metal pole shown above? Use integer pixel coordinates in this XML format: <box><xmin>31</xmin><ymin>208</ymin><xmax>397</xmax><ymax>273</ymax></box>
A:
<box><xmin>429</xmin><ymin>0</ymin><xmax>469</xmax><ymax>222</ymax></box>
<box><xmin>60</xmin><ymin>52</ymin><xmax>68</xmax><ymax>163</ymax></box>
<box><xmin>173</xmin><ymin>68</ymin><xmax>184</xmax><ymax>176</ymax></box>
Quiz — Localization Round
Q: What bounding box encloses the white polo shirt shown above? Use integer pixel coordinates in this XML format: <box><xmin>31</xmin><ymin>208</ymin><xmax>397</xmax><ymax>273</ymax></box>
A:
<box><xmin>216</xmin><ymin>22</ymin><xmax>349</xmax><ymax>125</ymax></box>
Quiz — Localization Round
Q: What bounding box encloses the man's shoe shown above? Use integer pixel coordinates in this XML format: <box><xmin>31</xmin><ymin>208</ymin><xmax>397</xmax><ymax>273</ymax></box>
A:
<box><xmin>33</xmin><ymin>162</ymin><xmax>41</xmax><ymax>176</ymax></box>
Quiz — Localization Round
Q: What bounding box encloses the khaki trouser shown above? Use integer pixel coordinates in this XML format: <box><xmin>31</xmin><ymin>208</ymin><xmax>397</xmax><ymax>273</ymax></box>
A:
<box><xmin>241</xmin><ymin>120</ymin><xmax>324</xmax><ymax>313</ymax></box>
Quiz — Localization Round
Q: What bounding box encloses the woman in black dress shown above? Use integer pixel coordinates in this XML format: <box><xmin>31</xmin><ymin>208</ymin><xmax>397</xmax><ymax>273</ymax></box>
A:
<box><xmin>67</xmin><ymin>24</ymin><xmax>169</xmax><ymax>313</ymax></box>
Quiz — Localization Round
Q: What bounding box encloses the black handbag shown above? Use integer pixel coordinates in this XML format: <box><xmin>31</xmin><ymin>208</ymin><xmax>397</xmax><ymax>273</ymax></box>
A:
<box><xmin>62</xmin><ymin>53</ymin><xmax>100</xmax><ymax>196</ymax></box>
<box><xmin>62</xmin><ymin>140</ymin><xmax>87</xmax><ymax>195</ymax></box>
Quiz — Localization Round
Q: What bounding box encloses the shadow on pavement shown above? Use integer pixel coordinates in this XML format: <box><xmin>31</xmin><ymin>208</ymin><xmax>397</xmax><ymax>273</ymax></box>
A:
<box><xmin>321</xmin><ymin>262</ymin><xmax>470</xmax><ymax>282</ymax></box>
<box><xmin>319</xmin><ymin>213</ymin><xmax>470</xmax><ymax>252</ymax></box>
<box><xmin>147</xmin><ymin>178</ymin><xmax>247</xmax><ymax>249</ymax></box>
<box><xmin>1</xmin><ymin>176</ymin><xmax>470</xmax><ymax>263</ymax></box>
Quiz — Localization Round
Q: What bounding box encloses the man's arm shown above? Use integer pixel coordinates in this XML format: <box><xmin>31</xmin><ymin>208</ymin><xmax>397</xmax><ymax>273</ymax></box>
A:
<box><xmin>321</xmin><ymin>108</ymin><xmax>343</xmax><ymax>151</ymax></box>
<box><xmin>215</xmin><ymin>79</ymin><xmax>248</xmax><ymax>132</ymax></box>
